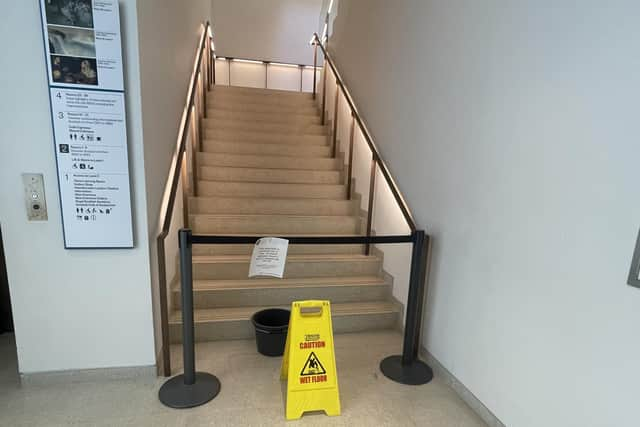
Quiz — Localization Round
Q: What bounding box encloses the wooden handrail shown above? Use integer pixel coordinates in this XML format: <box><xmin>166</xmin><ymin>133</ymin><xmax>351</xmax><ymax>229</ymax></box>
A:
<box><xmin>311</xmin><ymin>33</ymin><xmax>417</xmax><ymax>232</ymax></box>
<box><xmin>156</xmin><ymin>22</ymin><xmax>212</xmax><ymax>377</ymax></box>
<box><xmin>155</xmin><ymin>25</ymin><xmax>417</xmax><ymax>376</ymax></box>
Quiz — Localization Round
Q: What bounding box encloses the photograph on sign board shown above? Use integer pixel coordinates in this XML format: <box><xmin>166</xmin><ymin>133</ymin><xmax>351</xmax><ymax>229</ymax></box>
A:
<box><xmin>51</xmin><ymin>55</ymin><xmax>98</xmax><ymax>85</ymax></box>
<box><xmin>48</xmin><ymin>25</ymin><xmax>96</xmax><ymax>58</ymax></box>
<box><xmin>44</xmin><ymin>0</ymin><xmax>94</xmax><ymax>29</ymax></box>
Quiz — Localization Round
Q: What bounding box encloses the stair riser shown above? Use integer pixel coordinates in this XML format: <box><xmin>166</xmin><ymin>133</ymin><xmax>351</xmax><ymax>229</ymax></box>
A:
<box><xmin>204</xmin><ymin>119</ymin><xmax>327</xmax><ymax>135</ymax></box>
<box><xmin>201</xmin><ymin>142</ymin><xmax>331</xmax><ymax>158</ymax></box>
<box><xmin>199</xmin><ymin>167</ymin><xmax>341</xmax><ymax>185</ymax></box>
<box><xmin>211</xmin><ymin>87</ymin><xmax>314</xmax><ymax>100</ymax></box>
<box><xmin>210</xmin><ymin>93</ymin><xmax>316</xmax><ymax>107</ymax></box>
<box><xmin>198</xmin><ymin>182</ymin><xmax>346</xmax><ymax>199</ymax></box>
<box><xmin>190</xmin><ymin>197</ymin><xmax>355</xmax><ymax>216</ymax></box>
<box><xmin>193</xmin><ymin>259</ymin><xmax>381</xmax><ymax>280</ymax></box>
<box><xmin>192</xmin><ymin>244</ymin><xmax>365</xmax><ymax>256</ymax></box>
<box><xmin>170</xmin><ymin>312</ymin><xmax>398</xmax><ymax>343</ymax></box>
<box><xmin>198</xmin><ymin>153</ymin><xmax>341</xmax><ymax>171</ymax></box>
<box><xmin>191</xmin><ymin>215</ymin><xmax>360</xmax><ymax>235</ymax></box>
<box><xmin>173</xmin><ymin>284</ymin><xmax>390</xmax><ymax>309</ymax></box>
<box><xmin>208</xmin><ymin>109</ymin><xmax>321</xmax><ymax>125</ymax></box>
<box><xmin>208</xmin><ymin>100</ymin><xmax>318</xmax><ymax>115</ymax></box>
<box><xmin>204</xmin><ymin>129</ymin><xmax>327</xmax><ymax>145</ymax></box>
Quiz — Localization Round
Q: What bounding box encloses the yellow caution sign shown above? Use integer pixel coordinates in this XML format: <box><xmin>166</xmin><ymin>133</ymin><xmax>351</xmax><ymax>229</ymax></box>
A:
<box><xmin>280</xmin><ymin>300</ymin><xmax>341</xmax><ymax>420</ymax></box>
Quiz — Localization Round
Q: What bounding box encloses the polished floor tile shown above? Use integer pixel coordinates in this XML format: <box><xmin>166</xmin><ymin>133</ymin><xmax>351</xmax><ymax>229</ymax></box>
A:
<box><xmin>0</xmin><ymin>331</ymin><xmax>486</xmax><ymax>426</ymax></box>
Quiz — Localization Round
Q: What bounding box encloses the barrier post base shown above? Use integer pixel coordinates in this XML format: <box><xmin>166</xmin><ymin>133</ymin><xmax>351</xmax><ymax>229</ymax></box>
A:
<box><xmin>380</xmin><ymin>355</ymin><xmax>433</xmax><ymax>386</ymax></box>
<box><xmin>158</xmin><ymin>372</ymin><xmax>221</xmax><ymax>408</ymax></box>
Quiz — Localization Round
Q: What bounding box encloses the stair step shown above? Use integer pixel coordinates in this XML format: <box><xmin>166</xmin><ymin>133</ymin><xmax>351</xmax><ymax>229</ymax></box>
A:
<box><xmin>203</xmin><ymin>128</ymin><xmax>327</xmax><ymax>145</ymax></box>
<box><xmin>207</xmin><ymin>99</ymin><xmax>318</xmax><ymax>115</ymax></box>
<box><xmin>164</xmin><ymin>84</ymin><xmax>400</xmax><ymax>344</ymax></box>
<box><xmin>201</xmin><ymin>141</ymin><xmax>332</xmax><ymax>158</ymax></box>
<box><xmin>210</xmin><ymin>91</ymin><xmax>316</xmax><ymax>107</ymax></box>
<box><xmin>190</xmin><ymin>196</ymin><xmax>355</xmax><ymax>215</ymax></box>
<box><xmin>197</xmin><ymin>181</ymin><xmax>347</xmax><ymax>199</ymax></box>
<box><xmin>197</xmin><ymin>152</ymin><xmax>341</xmax><ymax>171</ymax></box>
<box><xmin>172</xmin><ymin>276</ymin><xmax>390</xmax><ymax>309</ymax></box>
<box><xmin>198</xmin><ymin>166</ymin><xmax>341</xmax><ymax>185</ymax></box>
<box><xmin>190</xmin><ymin>214</ymin><xmax>361</xmax><ymax>235</ymax></box>
<box><xmin>203</xmin><ymin>118</ymin><xmax>327</xmax><ymax>135</ymax></box>
<box><xmin>192</xmin><ymin>243</ymin><xmax>364</xmax><ymax>256</ymax></box>
<box><xmin>208</xmin><ymin>108</ymin><xmax>321</xmax><ymax>125</ymax></box>
<box><xmin>169</xmin><ymin>301</ymin><xmax>399</xmax><ymax>342</ymax></box>
<box><xmin>204</xmin><ymin>135</ymin><xmax>327</xmax><ymax>148</ymax></box>
<box><xmin>212</xmin><ymin>85</ymin><xmax>314</xmax><ymax>100</ymax></box>
<box><xmin>192</xmin><ymin>254</ymin><xmax>380</xmax><ymax>280</ymax></box>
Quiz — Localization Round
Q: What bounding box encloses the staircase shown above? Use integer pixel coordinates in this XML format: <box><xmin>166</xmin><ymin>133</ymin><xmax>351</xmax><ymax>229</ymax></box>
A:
<box><xmin>168</xmin><ymin>85</ymin><xmax>401</xmax><ymax>343</ymax></box>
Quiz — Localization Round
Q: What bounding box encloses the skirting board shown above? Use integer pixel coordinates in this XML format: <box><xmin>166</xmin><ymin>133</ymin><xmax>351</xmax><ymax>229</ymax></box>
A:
<box><xmin>419</xmin><ymin>347</ymin><xmax>506</xmax><ymax>427</ymax></box>
<box><xmin>20</xmin><ymin>365</ymin><xmax>156</xmax><ymax>387</ymax></box>
<box><xmin>392</xmin><ymin>298</ymin><xmax>505</xmax><ymax>426</ymax></box>
<box><xmin>390</xmin><ymin>304</ymin><xmax>504</xmax><ymax>424</ymax></box>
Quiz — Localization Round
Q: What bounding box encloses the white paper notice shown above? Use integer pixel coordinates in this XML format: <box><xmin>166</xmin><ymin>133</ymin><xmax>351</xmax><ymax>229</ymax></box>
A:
<box><xmin>249</xmin><ymin>238</ymin><xmax>289</xmax><ymax>278</ymax></box>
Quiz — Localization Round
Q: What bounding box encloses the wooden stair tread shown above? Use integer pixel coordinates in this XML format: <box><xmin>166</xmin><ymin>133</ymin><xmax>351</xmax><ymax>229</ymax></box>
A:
<box><xmin>197</xmin><ymin>180</ymin><xmax>344</xmax><ymax>188</ymax></box>
<box><xmin>203</xmin><ymin>128</ymin><xmax>325</xmax><ymax>139</ymax></box>
<box><xmin>209</xmin><ymin>127</ymin><xmax>325</xmax><ymax>137</ymax></box>
<box><xmin>189</xmin><ymin>197</ymin><xmax>355</xmax><ymax>216</ymax></box>
<box><xmin>206</xmin><ymin>112</ymin><xmax>321</xmax><ymax>125</ymax></box>
<box><xmin>197</xmin><ymin>152</ymin><xmax>338</xmax><ymax>162</ymax></box>
<box><xmin>190</xmin><ymin>213</ymin><xmax>358</xmax><ymax>219</ymax></box>
<box><xmin>174</xmin><ymin>276</ymin><xmax>387</xmax><ymax>291</ymax></box>
<box><xmin>202</xmin><ymin>139</ymin><xmax>330</xmax><ymax>148</ymax></box>
<box><xmin>211</xmin><ymin>85</ymin><xmax>314</xmax><ymax>97</ymax></box>
<box><xmin>199</xmin><ymin>149</ymin><xmax>330</xmax><ymax>159</ymax></box>
<box><xmin>192</xmin><ymin>254</ymin><xmax>379</xmax><ymax>263</ymax></box>
<box><xmin>207</xmin><ymin>107</ymin><xmax>319</xmax><ymax>119</ymax></box>
<box><xmin>170</xmin><ymin>301</ymin><xmax>399</xmax><ymax>323</ymax></box>
<box><xmin>189</xmin><ymin>197</ymin><xmax>354</xmax><ymax>204</ymax></box>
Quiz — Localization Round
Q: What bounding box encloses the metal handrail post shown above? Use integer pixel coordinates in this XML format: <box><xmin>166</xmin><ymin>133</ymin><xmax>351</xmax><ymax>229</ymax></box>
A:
<box><xmin>346</xmin><ymin>114</ymin><xmax>355</xmax><ymax>199</ymax></box>
<box><xmin>312</xmin><ymin>42</ymin><xmax>318</xmax><ymax>99</ymax></box>
<box><xmin>321</xmin><ymin>53</ymin><xmax>327</xmax><ymax>125</ymax></box>
<box><xmin>365</xmin><ymin>158</ymin><xmax>376</xmax><ymax>255</ymax></box>
<box><xmin>332</xmin><ymin>80</ymin><xmax>339</xmax><ymax>157</ymax></box>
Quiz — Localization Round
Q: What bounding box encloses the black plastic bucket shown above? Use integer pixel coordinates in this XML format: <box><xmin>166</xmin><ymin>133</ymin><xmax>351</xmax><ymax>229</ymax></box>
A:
<box><xmin>251</xmin><ymin>308</ymin><xmax>290</xmax><ymax>357</ymax></box>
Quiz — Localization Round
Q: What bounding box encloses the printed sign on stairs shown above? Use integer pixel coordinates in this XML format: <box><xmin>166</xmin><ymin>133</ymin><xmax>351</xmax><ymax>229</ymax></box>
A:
<box><xmin>249</xmin><ymin>237</ymin><xmax>289</xmax><ymax>278</ymax></box>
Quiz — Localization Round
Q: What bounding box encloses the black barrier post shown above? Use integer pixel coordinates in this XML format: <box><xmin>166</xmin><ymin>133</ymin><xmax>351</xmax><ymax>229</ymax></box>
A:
<box><xmin>380</xmin><ymin>229</ymin><xmax>434</xmax><ymax>385</ymax></box>
<box><xmin>159</xmin><ymin>229</ymin><xmax>221</xmax><ymax>408</ymax></box>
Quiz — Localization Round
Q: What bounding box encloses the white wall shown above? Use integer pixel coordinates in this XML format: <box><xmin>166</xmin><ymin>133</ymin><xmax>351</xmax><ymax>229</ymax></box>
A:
<box><xmin>0</xmin><ymin>0</ymin><xmax>155</xmax><ymax>373</ymax></box>
<box><xmin>322</xmin><ymin>62</ymin><xmax>413</xmax><ymax>311</ymax></box>
<box><xmin>136</xmin><ymin>0</ymin><xmax>211</xmax><ymax>361</ymax></box>
<box><xmin>211</xmin><ymin>0</ymin><xmax>323</xmax><ymax>65</ymax></box>
<box><xmin>330</xmin><ymin>1</ymin><xmax>640</xmax><ymax>426</ymax></box>
<box><xmin>0</xmin><ymin>0</ymin><xmax>211</xmax><ymax>374</ymax></box>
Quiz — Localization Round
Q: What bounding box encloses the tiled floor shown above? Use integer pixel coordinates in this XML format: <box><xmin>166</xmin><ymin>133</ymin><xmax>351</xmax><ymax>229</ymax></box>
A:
<box><xmin>0</xmin><ymin>331</ymin><xmax>486</xmax><ymax>426</ymax></box>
